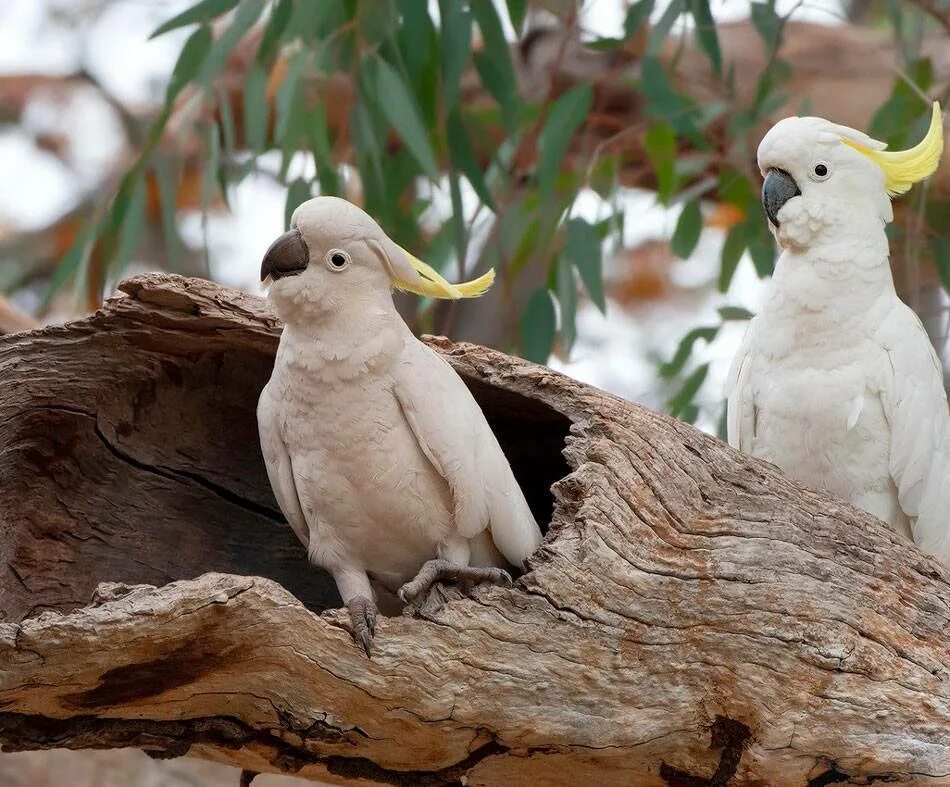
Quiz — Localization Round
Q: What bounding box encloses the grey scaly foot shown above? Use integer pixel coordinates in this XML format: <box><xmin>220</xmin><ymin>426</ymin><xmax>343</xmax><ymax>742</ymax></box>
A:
<box><xmin>398</xmin><ymin>559</ymin><xmax>513</xmax><ymax>604</ymax></box>
<box><xmin>346</xmin><ymin>595</ymin><xmax>378</xmax><ymax>657</ymax></box>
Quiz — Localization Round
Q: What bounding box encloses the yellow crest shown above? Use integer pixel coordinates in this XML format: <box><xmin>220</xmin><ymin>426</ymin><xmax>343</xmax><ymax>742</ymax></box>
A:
<box><xmin>393</xmin><ymin>247</ymin><xmax>495</xmax><ymax>300</ymax></box>
<box><xmin>842</xmin><ymin>102</ymin><xmax>944</xmax><ymax>196</ymax></box>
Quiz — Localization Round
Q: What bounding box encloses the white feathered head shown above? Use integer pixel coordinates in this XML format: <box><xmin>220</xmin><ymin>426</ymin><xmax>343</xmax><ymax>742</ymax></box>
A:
<box><xmin>756</xmin><ymin>102</ymin><xmax>943</xmax><ymax>250</ymax></box>
<box><xmin>260</xmin><ymin>196</ymin><xmax>492</xmax><ymax>318</ymax></box>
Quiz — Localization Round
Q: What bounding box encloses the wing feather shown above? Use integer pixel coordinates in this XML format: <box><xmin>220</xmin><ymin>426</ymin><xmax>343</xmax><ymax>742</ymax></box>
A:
<box><xmin>392</xmin><ymin>342</ymin><xmax>542</xmax><ymax>566</ymax></box>
<box><xmin>258</xmin><ymin>386</ymin><xmax>311</xmax><ymax>549</ymax></box>
<box><xmin>878</xmin><ymin>305</ymin><xmax>950</xmax><ymax>564</ymax></box>
<box><xmin>725</xmin><ymin>329</ymin><xmax>756</xmax><ymax>452</ymax></box>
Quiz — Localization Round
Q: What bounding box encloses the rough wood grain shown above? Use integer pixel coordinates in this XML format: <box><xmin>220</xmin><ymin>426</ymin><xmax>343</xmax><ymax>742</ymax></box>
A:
<box><xmin>1</xmin><ymin>274</ymin><xmax>948</xmax><ymax>786</ymax></box>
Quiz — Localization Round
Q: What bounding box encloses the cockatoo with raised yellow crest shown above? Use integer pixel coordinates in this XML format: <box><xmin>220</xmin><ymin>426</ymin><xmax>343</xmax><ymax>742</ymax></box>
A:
<box><xmin>727</xmin><ymin>102</ymin><xmax>948</xmax><ymax>565</ymax></box>
<box><xmin>257</xmin><ymin>196</ymin><xmax>542</xmax><ymax>655</ymax></box>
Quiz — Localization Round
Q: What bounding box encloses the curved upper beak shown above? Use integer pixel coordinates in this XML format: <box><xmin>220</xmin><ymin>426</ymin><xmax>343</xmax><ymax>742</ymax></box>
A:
<box><xmin>261</xmin><ymin>228</ymin><xmax>310</xmax><ymax>281</ymax></box>
<box><xmin>761</xmin><ymin>168</ymin><xmax>801</xmax><ymax>228</ymax></box>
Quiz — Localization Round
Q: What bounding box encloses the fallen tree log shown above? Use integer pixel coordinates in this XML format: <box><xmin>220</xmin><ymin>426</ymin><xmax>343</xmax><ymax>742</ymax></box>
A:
<box><xmin>0</xmin><ymin>274</ymin><xmax>948</xmax><ymax>786</ymax></box>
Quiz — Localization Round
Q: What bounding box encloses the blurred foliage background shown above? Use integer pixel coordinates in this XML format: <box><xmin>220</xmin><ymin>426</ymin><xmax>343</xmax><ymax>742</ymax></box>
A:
<box><xmin>0</xmin><ymin>0</ymin><xmax>947</xmax><ymax>435</ymax></box>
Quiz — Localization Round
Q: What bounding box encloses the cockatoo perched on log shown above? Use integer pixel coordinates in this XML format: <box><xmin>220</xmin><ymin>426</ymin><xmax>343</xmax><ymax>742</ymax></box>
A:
<box><xmin>257</xmin><ymin>196</ymin><xmax>542</xmax><ymax>655</ymax></box>
<box><xmin>727</xmin><ymin>102</ymin><xmax>948</xmax><ymax>565</ymax></box>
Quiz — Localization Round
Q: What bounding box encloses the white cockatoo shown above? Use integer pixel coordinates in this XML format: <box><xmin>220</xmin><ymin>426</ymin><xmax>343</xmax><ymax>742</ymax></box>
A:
<box><xmin>726</xmin><ymin>102</ymin><xmax>948</xmax><ymax>565</ymax></box>
<box><xmin>257</xmin><ymin>196</ymin><xmax>543</xmax><ymax>655</ymax></box>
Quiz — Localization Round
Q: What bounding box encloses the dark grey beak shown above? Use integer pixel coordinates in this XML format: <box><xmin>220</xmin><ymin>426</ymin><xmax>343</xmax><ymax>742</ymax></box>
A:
<box><xmin>261</xmin><ymin>228</ymin><xmax>309</xmax><ymax>281</ymax></box>
<box><xmin>762</xmin><ymin>168</ymin><xmax>801</xmax><ymax>228</ymax></box>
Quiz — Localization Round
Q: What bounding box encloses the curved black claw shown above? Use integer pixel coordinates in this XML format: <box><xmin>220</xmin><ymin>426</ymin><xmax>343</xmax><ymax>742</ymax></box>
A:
<box><xmin>346</xmin><ymin>595</ymin><xmax>378</xmax><ymax>657</ymax></box>
<box><xmin>398</xmin><ymin>560</ymin><xmax>514</xmax><ymax>604</ymax></box>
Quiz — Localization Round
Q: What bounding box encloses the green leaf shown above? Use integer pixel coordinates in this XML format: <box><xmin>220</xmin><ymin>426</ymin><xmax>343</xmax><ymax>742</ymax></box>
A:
<box><xmin>372</xmin><ymin>58</ymin><xmax>440</xmax><ymax>179</ymax></box>
<box><xmin>398</xmin><ymin>0</ymin><xmax>438</xmax><ymax>127</ymax></box>
<box><xmin>557</xmin><ymin>256</ymin><xmax>578</xmax><ymax>353</ymax></box>
<box><xmin>624</xmin><ymin>0</ymin><xmax>655</xmax><ymax>38</ymax></box>
<box><xmin>671</xmin><ymin>200</ymin><xmax>702</xmax><ymax>258</ymax></box>
<box><xmin>199</xmin><ymin>0</ymin><xmax>263</xmax><ymax>82</ymax></box>
<box><xmin>660</xmin><ymin>326</ymin><xmax>718</xmax><ymax>378</ymax></box>
<box><xmin>506</xmin><ymin>0</ymin><xmax>527</xmax><ymax>33</ymax></box>
<box><xmin>750</xmin><ymin>1</ymin><xmax>782</xmax><ymax>50</ymax></box>
<box><xmin>166</xmin><ymin>25</ymin><xmax>213</xmax><ymax>103</ymax></box>
<box><xmin>564</xmin><ymin>218</ymin><xmax>605</xmax><ymax>312</ymax></box>
<box><xmin>687</xmin><ymin>0</ymin><xmax>721</xmax><ymax>77</ymax></box>
<box><xmin>644</xmin><ymin>121</ymin><xmax>677</xmax><ymax>203</ymax></box>
<box><xmin>520</xmin><ymin>288</ymin><xmax>556</xmax><ymax>363</ymax></box>
<box><xmin>647</xmin><ymin>0</ymin><xmax>683</xmax><ymax>56</ymax></box>
<box><xmin>471</xmin><ymin>0</ymin><xmax>519</xmax><ymax>130</ymax></box>
<box><xmin>274</xmin><ymin>50</ymin><xmax>307</xmax><ymax>142</ymax></box>
<box><xmin>718</xmin><ymin>222</ymin><xmax>746</xmax><ymax>292</ymax></box>
<box><xmin>359</xmin><ymin>0</ymin><xmax>399</xmax><ymax>45</ymax></box>
<box><xmin>718</xmin><ymin>170</ymin><xmax>756</xmax><ymax>210</ymax></box>
<box><xmin>217</xmin><ymin>87</ymin><xmax>237</xmax><ymax>156</ymax></box>
<box><xmin>308</xmin><ymin>104</ymin><xmax>340</xmax><ymax>196</ymax></box>
<box><xmin>439</xmin><ymin>0</ymin><xmax>472</xmax><ymax>110</ymax></box>
<box><xmin>446</xmin><ymin>110</ymin><xmax>495</xmax><ymax>209</ymax></box>
<box><xmin>746</xmin><ymin>218</ymin><xmax>776</xmax><ymax>278</ymax></box>
<box><xmin>243</xmin><ymin>64</ymin><xmax>269</xmax><ymax>153</ymax></box>
<box><xmin>154</xmin><ymin>159</ymin><xmax>182</xmax><ymax>271</ymax></box>
<box><xmin>256</xmin><ymin>0</ymin><xmax>293</xmax><ymax>64</ymax></box>
<box><xmin>537</xmin><ymin>85</ymin><xmax>593</xmax><ymax>194</ymax></box>
<box><xmin>114</xmin><ymin>176</ymin><xmax>146</xmax><ymax>277</ymax></box>
<box><xmin>718</xmin><ymin>306</ymin><xmax>754</xmax><ymax>321</ymax></box>
<box><xmin>150</xmin><ymin>0</ymin><xmax>238</xmax><ymax>39</ymax></box>
<box><xmin>202</xmin><ymin>122</ymin><xmax>221</xmax><ymax>208</ymax></box>
<box><xmin>640</xmin><ymin>56</ymin><xmax>699</xmax><ymax>138</ymax></box>
<box><xmin>284</xmin><ymin>178</ymin><xmax>312</xmax><ymax>230</ymax></box>
<box><xmin>288</xmin><ymin>0</ymin><xmax>346</xmax><ymax>43</ymax></box>
<box><xmin>668</xmin><ymin>363</ymin><xmax>709</xmax><ymax>419</ymax></box>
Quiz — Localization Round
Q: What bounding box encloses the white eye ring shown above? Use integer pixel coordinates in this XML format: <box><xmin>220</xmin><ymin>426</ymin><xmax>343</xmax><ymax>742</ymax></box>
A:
<box><xmin>324</xmin><ymin>249</ymin><xmax>350</xmax><ymax>272</ymax></box>
<box><xmin>810</xmin><ymin>161</ymin><xmax>830</xmax><ymax>181</ymax></box>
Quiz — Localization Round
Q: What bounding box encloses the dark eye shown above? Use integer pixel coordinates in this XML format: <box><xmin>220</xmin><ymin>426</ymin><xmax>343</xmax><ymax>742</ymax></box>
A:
<box><xmin>812</xmin><ymin>162</ymin><xmax>829</xmax><ymax>180</ymax></box>
<box><xmin>324</xmin><ymin>249</ymin><xmax>350</xmax><ymax>271</ymax></box>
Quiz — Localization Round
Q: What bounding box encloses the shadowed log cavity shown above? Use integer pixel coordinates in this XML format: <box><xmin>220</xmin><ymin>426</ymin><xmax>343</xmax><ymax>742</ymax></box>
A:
<box><xmin>460</xmin><ymin>375</ymin><xmax>571</xmax><ymax>533</ymax></box>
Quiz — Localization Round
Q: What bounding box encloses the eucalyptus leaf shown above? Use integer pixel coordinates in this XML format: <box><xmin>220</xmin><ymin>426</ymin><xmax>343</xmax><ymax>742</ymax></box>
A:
<box><xmin>166</xmin><ymin>25</ymin><xmax>212</xmax><ymax>103</ymax></box>
<box><xmin>671</xmin><ymin>200</ymin><xmax>702</xmax><ymax>258</ymax></box>
<box><xmin>150</xmin><ymin>0</ymin><xmax>238</xmax><ymax>39</ymax></box>
<box><xmin>645</xmin><ymin>122</ymin><xmax>677</xmax><ymax>203</ymax></box>
<box><xmin>114</xmin><ymin>177</ymin><xmax>146</xmax><ymax>277</ymax></box>
<box><xmin>284</xmin><ymin>179</ymin><xmax>312</xmax><ymax>231</ymax></box>
<box><xmin>668</xmin><ymin>363</ymin><xmax>709</xmax><ymax>420</ymax></box>
<box><xmin>471</xmin><ymin>0</ymin><xmax>519</xmax><ymax>130</ymax></box>
<box><xmin>624</xmin><ymin>0</ymin><xmax>655</xmax><ymax>38</ymax></box>
<box><xmin>718</xmin><ymin>306</ymin><xmax>755</xmax><ymax>321</ymax></box>
<box><xmin>687</xmin><ymin>0</ymin><xmax>721</xmax><ymax>77</ymax></box>
<box><xmin>537</xmin><ymin>85</ymin><xmax>593</xmax><ymax>194</ymax></box>
<box><xmin>564</xmin><ymin>218</ymin><xmax>605</xmax><ymax>312</ymax></box>
<box><xmin>446</xmin><ymin>110</ymin><xmax>495</xmax><ymax>210</ymax></box>
<box><xmin>750</xmin><ymin>1</ymin><xmax>782</xmax><ymax>50</ymax></box>
<box><xmin>718</xmin><ymin>222</ymin><xmax>747</xmax><ymax>292</ymax></box>
<box><xmin>199</xmin><ymin>0</ymin><xmax>263</xmax><ymax>83</ymax></box>
<box><xmin>243</xmin><ymin>64</ymin><xmax>269</xmax><ymax>153</ymax></box>
<box><xmin>660</xmin><ymin>326</ymin><xmax>718</xmax><ymax>378</ymax></box>
<box><xmin>256</xmin><ymin>0</ymin><xmax>293</xmax><ymax>64</ymax></box>
<box><xmin>520</xmin><ymin>288</ymin><xmax>556</xmax><ymax>363</ymax></box>
<box><xmin>557</xmin><ymin>256</ymin><xmax>578</xmax><ymax>353</ymax></box>
<box><xmin>372</xmin><ymin>58</ymin><xmax>440</xmax><ymax>179</ymax></box>
<box><xmin>439</xmin><ymin>0</ymin><xmax>472</xmax><ymax>111</ymax></box>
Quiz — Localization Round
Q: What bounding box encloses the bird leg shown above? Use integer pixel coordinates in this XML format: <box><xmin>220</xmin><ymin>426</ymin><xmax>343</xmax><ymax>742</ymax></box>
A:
<box><xmin>345</xmin><ymin>595</ymin><xmax>377</xmax><ymax>657</ymax></box>
<box><xmin>398</xmin><ymin>559</ymin><xmax>512</xmax><ymax>604</ymax></box>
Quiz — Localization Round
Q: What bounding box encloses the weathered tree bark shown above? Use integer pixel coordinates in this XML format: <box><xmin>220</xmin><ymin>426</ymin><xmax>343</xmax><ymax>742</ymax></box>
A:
<box><xmin>1</xmin><ymin>274</ymin><xmax>948</xmax><ymax>786</ymax></box>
